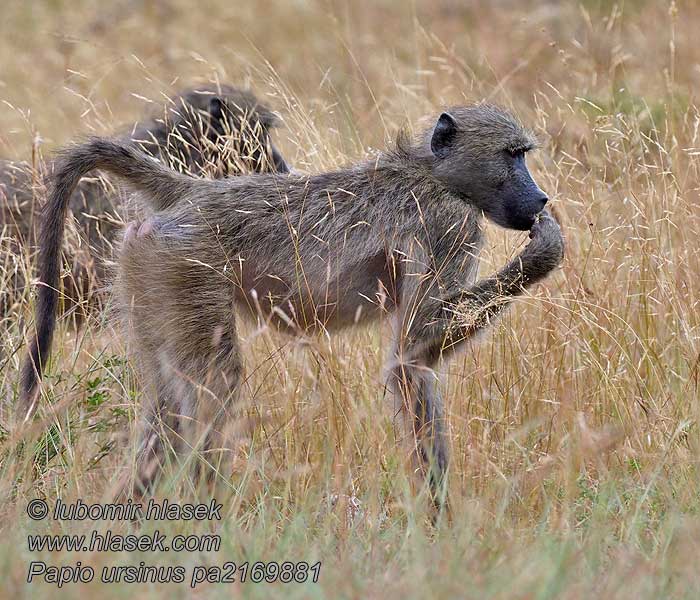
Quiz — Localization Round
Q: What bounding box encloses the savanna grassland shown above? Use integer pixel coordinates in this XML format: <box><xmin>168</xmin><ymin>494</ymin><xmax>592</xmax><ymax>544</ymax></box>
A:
<box><xmin>1</xmin><ymin>1</ymin><xmax>700</xmax><ymax>598</ymax></box>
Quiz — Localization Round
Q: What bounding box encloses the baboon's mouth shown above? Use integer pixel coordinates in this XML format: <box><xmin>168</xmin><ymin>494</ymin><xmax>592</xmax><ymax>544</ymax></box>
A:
<box><xmin>514</xmin><ymin>213</ymin><xmax>538</xmax><ymax>231</ymax></box>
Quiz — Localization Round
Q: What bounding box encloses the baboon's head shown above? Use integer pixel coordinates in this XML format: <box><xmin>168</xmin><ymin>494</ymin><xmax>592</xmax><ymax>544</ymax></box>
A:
<box><xmin>137</xmin><ymin>84</ymin><xmax>287</xmax><ymax>176</ymax></box>
<box><xmin>428</xmin><ymin>105</ymin><xmax>547</xmax><ymax>230</ymax></box>
<box><xmin>176</xmin><ymin>85</ymin><xmax>286</xmax><ymax>176</ymax></box>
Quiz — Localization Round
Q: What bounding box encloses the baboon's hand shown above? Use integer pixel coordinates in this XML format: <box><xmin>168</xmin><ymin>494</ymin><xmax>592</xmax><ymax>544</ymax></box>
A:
<box><xmin>524</xmin><ymin>210</ymin><xmax>564</xmax><ymax>273</ymax></box>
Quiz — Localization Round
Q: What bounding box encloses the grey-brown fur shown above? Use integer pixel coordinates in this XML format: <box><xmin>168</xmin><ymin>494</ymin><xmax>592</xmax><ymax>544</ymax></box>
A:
<box><xmin>1</xmin><ymin>84</ymin><xmax>289</xmax><ymax>318</ymax></box>
<box><xmin>21</xmin><ymin>105</ymin><xmax>564</xmax><ymax>505</ymax></box>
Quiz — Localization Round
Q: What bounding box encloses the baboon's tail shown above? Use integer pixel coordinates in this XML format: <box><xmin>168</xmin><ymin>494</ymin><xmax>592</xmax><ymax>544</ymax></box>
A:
<box><xmin>20</xmin><ymin>138</ymin><xmax>191</xmax><ymax>417</ymax></box>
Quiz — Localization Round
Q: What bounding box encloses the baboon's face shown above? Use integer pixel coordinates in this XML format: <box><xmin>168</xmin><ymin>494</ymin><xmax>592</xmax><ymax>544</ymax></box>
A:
<box><xmin>429</xmin><ymin>106</ymin><xmax>548</xmax><ymax>231</ymax></box>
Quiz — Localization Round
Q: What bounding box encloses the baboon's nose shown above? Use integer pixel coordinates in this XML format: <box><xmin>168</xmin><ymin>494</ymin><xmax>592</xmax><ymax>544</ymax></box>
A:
<box><xmin>537</xmin><ymin>196</ymin><xmax>549</xmax><ymax>210</ymax></box>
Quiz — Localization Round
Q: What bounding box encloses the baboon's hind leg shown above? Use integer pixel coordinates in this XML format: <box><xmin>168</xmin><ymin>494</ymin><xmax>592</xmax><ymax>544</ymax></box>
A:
<box><xmin>121</xmin><ymin>237</ymin><xmax>242</xmax><ymax>495</ymax></box>
<box><xmin>138</xmin><ymin>305</ymin><xmax>242</xmax><ymax>493</ymax></box>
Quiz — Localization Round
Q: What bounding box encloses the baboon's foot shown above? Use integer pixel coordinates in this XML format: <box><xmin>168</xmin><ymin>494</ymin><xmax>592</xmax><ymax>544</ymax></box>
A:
<box><xmin>124</xmin><ymin>217</ymin><xmax>159</xmax><ymax>245</ymax></box>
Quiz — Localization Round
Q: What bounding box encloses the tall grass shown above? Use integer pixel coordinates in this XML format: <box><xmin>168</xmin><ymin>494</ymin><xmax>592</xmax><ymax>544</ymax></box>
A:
<box><xmin>1</xmin><ymin>1</ymin><xmax>700</xmax><ymax>598</ymax></box>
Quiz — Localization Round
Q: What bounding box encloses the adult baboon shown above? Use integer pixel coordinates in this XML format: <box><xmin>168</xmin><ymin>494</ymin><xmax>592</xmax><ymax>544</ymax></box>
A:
<box><xmin>21</xmin><ymin>105</ymin><xmax>564</xmax><ymax>503</ymax></box>
<box><xmin>1</xmin><ymin>84</ymin><xmax>289</xmax><ymax>317</ymax></box>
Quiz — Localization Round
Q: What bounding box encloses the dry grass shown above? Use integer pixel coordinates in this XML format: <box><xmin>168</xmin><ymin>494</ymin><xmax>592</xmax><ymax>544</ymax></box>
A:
<box><xmin>2</xmin><ymin>0</ymin><xmax>700</xmax><ymax>598</ymax></box>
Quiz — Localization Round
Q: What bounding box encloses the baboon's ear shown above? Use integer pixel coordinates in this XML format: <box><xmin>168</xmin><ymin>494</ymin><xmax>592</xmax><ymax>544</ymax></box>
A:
<box><xmin>209</xmin><ymin>97</ymin><xmax>224</xmax><ymax>121</ymax></box>
<box><xmin>431</xmin><ymin>112</ymin><xmax>457</xmax><ymax>158</ymax></box>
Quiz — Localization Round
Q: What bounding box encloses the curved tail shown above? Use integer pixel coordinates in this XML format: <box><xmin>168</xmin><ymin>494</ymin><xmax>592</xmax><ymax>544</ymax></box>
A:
<box><xmin>20</xmin><ymin>138</ymin><xmax>190</xmax><ymax>416</ymax></box>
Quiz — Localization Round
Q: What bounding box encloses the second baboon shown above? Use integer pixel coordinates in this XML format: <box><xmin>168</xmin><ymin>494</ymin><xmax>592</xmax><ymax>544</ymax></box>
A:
<box><xmin>1</xmin><ymin>84</ymin><xmax>289</xmax><ymax>318</ymax></box>
<box><xmin>22</xmin><ymin>105</ymin><xmax>564</xmax><ymax>504</ymax></box>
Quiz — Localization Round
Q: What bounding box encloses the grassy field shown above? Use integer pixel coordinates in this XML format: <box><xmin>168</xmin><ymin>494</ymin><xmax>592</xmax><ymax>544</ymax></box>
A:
<box><xmin>2</xmin><ymin>0</ymin><xmax>700</xmax><ymax>598</ymax></box>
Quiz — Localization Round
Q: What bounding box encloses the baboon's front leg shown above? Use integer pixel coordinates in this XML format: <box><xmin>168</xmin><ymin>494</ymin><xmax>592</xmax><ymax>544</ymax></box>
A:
<box><xmin>391</xmin><ymin>210</ymin><xmax>564</xmax><ymax>505</ymax></box>
<box><xmin>424</xmin><ymin>212</ymin><xmax>565</xmax><ymax>352</ymax></box>
<box><xmin>387</xmin><ymin>343</ymin><xmax>449</xmax><ymax>507</ymax></box>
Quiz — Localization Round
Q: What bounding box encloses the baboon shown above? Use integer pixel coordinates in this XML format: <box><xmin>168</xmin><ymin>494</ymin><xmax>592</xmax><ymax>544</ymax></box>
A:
<box><xmin>21</xmin><ymin>105</ymin><xmax>564</xmax><ymax>504</ymax></box>
<box><xmin>1</xmin><ymin>84</ymin><xmax>289</xmax><ymax>318</ymax></box>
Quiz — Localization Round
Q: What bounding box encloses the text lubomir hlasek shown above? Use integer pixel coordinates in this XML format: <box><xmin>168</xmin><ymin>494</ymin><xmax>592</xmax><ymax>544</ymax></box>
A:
<box><xmin>51</xmin><ymin>499</ymin><xmax>222</xmax><ymax>521</ymax></box>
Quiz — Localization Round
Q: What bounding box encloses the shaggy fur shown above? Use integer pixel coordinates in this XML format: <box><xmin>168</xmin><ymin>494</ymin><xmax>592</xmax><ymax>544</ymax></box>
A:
<box><xmin>21</xmin><ymin>105</ymin><xmax>563</xmax><ymax>505</ymax></box>
<box><xmin>1</xmin><ymin>84</ymin><xmax>288</xmax><ymax>317</ymax></box>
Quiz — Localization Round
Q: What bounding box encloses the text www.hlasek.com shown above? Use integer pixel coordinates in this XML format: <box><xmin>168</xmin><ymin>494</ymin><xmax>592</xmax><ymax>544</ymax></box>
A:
<box><xmin>25</xmin><ymin>498</ymin><xmax>321</xmax><ymax>588</ymax></box>
<box><xmin>28</xmin><ymin>529</ymin><xmax>220</xmax><ymax>552</ymax></box>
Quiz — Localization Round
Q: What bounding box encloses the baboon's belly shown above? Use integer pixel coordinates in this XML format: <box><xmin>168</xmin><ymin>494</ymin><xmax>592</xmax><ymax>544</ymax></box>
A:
<box><xmin>232</xmin><ymin>250</ymin><xmax>400</xmax><ymax>333</ymax></box>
